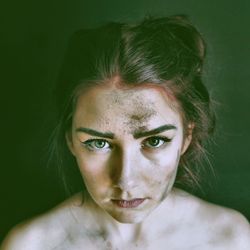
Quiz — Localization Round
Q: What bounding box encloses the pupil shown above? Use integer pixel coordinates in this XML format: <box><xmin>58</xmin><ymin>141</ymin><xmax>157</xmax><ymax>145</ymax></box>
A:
<box><xmin>150</xmin><ymin>138</ymin><xmax>159</xmax><ymax>146</ymax></box>
<box><xmin>95</xmin><ymin>141</ymin><xmax>105</xmax><ymax>148</ymax></box>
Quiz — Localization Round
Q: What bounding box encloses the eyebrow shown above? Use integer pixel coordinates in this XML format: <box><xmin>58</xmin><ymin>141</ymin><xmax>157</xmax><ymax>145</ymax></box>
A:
<box><xmin>75</xmin><ymin>127</ymin><xmax>114</xmax><ymax>139</ymax></box>
<box><xmin>133</xmin><ymin>124</ymin><xmax>177</xmax><ymax>139</ymax></box>
<box><xmin>76</xmin><ymin>124</ymin><xmax>176</xmax><ymax>140</ymax></box>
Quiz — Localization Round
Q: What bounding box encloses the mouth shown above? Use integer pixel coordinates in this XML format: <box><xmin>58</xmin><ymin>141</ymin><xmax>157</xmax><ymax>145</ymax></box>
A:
<box><xmin>111</xmin><ymin>198</ymin><xmax>146</xmax><ymax>208</ymax></box>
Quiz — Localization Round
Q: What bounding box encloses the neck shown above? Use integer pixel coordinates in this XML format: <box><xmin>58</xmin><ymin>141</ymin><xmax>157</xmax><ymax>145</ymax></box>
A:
<box><xmin>108</xmin><ymin>220</ymin><xmax>143</xmax><ymax>243</ymax></box>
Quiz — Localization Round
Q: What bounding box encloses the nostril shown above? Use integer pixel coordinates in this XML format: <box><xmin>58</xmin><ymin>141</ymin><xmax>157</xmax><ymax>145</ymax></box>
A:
<box><xmin>114</xmin><ymin>179</ymin><xmax>136</xmax><ymax>191</ymax></box>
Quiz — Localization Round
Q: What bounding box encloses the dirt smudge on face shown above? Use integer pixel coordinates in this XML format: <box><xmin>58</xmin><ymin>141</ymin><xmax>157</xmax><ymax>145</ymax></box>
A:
<box><xmin>125</xmin><ymin>112</ymin><xmax>155</xmax><ymax>132</ymax></box>
<box><xmin>160</xmin><ymin>149</ymin><xmax>181</xmax><ymax>202</ymax></box>
<box><xmin>105</xmin><ymin>88</ymin><xmax>158</xmax><ymax>133</ymax></box>
<box><xmin>124</xmin><ymin>97</ymin><xmax>156</xmax><ymax>132</ymax></box>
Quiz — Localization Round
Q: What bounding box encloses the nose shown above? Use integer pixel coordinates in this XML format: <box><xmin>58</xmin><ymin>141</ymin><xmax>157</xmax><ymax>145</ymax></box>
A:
<box><xmin>110</xmin><ymin>147</ymin><xmax>137</xmax><ymax>191</ymax></box>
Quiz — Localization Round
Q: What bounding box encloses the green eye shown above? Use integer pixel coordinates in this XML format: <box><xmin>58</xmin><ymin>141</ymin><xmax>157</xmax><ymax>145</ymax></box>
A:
<box><xmin>82</xmin><ymin>139</ymin><xmax>110</xmax><ymax>151</ymax></box>
<box><xmin>93</xmin><ymin>140</ymin><xmax>107</xmax><ymax>148</ymax></box>
<box><xmin>142</xmin><ymin>136</ymin><xmax>171</xmax><ymax>149</ymax></box>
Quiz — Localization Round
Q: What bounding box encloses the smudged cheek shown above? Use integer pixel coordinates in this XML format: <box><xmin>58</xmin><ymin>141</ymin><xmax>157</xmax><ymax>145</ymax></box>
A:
<box><xmin>140</xmin><ymin>153</ymin><xmax>180</xmax><ymax>198</ymax></box>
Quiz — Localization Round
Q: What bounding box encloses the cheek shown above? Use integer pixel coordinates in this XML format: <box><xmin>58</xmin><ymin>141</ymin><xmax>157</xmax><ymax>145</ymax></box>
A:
<box><xmin>141</xmin><ymin>149</ymin><xmax>181</xmax><ymax>190</ymax></box>
<box><xmin>74</xmin><ymin>153</ymin><xmax>110</xmax><ymax>192</ymax></box>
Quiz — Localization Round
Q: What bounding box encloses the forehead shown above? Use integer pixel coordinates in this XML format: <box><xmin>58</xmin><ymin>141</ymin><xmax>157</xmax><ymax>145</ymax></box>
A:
<box><xmin>73</xmin><ymin>84</ymin><xmax>182</xmax><ymax>131</ymax></box>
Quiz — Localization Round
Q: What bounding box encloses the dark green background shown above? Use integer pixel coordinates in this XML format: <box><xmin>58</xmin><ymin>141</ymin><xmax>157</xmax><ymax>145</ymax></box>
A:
<box><xmin>1</xmin><ymin>0</ymin><xmax>250</xmax><ymax>242</ymax></box>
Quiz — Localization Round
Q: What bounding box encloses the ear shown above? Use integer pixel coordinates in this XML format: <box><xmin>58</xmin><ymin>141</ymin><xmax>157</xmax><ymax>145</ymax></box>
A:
<box><xmin>181</xmin><ymin>123</ymin><xmax>194</xmax><ymax>155</ymax></box>
<box><xmin>65</xmin><ymin>131</ymin><xmax>76</xmax><ymax>156</ymax></box>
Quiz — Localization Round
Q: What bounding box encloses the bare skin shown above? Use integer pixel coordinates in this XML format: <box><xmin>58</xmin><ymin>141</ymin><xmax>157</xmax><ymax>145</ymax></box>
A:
<box><xmin>2</xmin><ymin>190</ymin><xmax>250</xmax><ymax>250</ymax></box>
<box><xmin>2</xmin><ymin>83</ymin><xmax>250</xmax><ymax>250</ymax></box>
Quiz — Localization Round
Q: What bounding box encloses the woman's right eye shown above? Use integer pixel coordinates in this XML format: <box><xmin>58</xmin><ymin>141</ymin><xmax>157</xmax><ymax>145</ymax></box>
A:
<box><xmin>82</xmin><ymin>139</ymin><xmax>111</xmax><ymax>151</ymax></box>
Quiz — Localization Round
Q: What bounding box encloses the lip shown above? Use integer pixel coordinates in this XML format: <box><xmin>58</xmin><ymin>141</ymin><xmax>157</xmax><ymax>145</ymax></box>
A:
<box><xmin>111</xmin><ymin>198</ymin><xmax>146</xmax><ymax>208</ymax></box>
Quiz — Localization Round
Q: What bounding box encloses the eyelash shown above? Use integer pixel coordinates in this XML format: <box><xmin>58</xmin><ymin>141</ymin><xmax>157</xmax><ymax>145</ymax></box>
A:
<box><xmin>82</xmin><ymin>139</ymin><xmax>111</xmax><ymax>151</ymax></box>
<box><xmin>81</xmin><ymin>136</ymin><xmax>172</xmax><ymax>152</ymax></box>
<box><xmin>141</xmin><ymin>136</ymin><xmax>172</xmax><ymax>149</ymax></box>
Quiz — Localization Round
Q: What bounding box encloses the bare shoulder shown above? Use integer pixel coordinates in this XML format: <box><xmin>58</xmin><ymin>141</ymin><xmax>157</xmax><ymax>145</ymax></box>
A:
<box><xmin>174</xmin><ymin>188</ymin><xmax>250</xmax><ymax>249</ymax></box>
<box><xmin>0</xmin><ymin>193</ymin><xmax>86</xmax><ymax>250</ymax></box>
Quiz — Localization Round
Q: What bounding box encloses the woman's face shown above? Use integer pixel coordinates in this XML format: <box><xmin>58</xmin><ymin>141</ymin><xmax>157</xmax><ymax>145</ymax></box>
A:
<box><xmin>67</xmin><ymin>83</ymin><xmax>192</xmax><ymax>223</ymax></box>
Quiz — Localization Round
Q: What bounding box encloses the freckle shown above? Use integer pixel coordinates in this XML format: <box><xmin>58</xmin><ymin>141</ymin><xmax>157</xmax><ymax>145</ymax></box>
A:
<box><xmin>130</xmin><ymin>114</ymin><xmax>144</xmax><ymax>122</ymax></box>
<box><xmin>106</xmin><ymin>241</ymin><xmax>112</xmax><ymax>250</ymax></box>
<box><xmin>223</xmin><ymin>227</ymin><xmax>234</xmax><ymax>238</ymax></box>
<box><xmin>104</xmin><ymin>120</ymin><xmax>110</xmax><ymax>126</ymax></box>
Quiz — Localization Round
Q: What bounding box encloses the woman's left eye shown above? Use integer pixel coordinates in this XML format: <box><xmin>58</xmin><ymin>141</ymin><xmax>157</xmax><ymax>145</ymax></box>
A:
<box><xmin>142</xmin><ymin>136</ymin><xmax>171</xmax><ymax>149</ymax></box>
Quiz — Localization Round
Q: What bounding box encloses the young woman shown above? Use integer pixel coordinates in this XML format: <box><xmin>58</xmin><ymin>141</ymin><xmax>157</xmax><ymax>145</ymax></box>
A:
<box><xmin>2</xmin><ymin>15</ymin><xmax>250</xmax><ymax>250</ymax></box>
